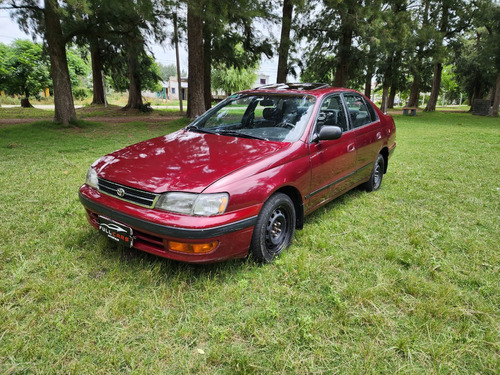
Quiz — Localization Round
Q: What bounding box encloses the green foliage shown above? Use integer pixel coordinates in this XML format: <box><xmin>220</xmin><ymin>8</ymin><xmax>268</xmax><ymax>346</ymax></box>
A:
<box><xmin>211</xmin><ymin>63</ymin><xmax>258</xmax><ymax>95</ymax></box>
<box><xmin>109</xmin><ymin>53</ymin><xmax>162</xmax><ymax>93</ymax></box>
<box><xmin>158</xmin><ymin>63</ymin><xmax>186</xmax><ymax>81</ymax></box>
<box><xmin>452</xmin><ymin>30</ymin><xmax>497</xmax><ymax>100</ymax></box>
<box><xmin>0</xmin><ymin>112</ymin><xmax>498</xmax><ymax>373</ymax></box>
<box><xmin>0</xmin><ymin>40</ymin><xmax>93</xmax><ymax>101</ymax></box>
<box><xmin>441</xmin><ymin>64</ymin><xmax>460</xmax><ymax>98</ymax></box>
<box><xmin>0</xmin><ymin>39</ymin><xmax>51</xmax><ymax>99</ymax></box>
<box><xmin>201</xmin><ymin>0</ymin><xmax>273</xmax><ymax>69</ymax></box>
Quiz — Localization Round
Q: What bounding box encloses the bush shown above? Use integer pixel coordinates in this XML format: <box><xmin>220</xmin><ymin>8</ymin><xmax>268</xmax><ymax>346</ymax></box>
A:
<box><xmin>73</xmin><ymin>87</ymin><xmax>92</xmax><ymax>101</ymax></box>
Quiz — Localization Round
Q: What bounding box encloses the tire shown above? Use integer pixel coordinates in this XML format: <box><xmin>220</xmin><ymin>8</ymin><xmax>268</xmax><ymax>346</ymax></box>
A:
<box><xmin>364</xmin><ymin>153</ymin><xmax>385</xmax><ymax>192</ymax></box>
<box><xmin>250</xmin><ymin>193</ymin><xmax>296</xmax><ymax>263</ymax></box>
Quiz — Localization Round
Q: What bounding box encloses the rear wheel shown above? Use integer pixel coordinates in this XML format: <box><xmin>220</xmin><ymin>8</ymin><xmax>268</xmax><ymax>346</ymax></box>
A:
<box><xmin>250</xmin><ymin>193</ymin><xmax>296</xmax><ymax>263</ymax></box>
<box><xmin>364</xmin><ymin>153</ymin><xmax>385</xmax><ymax>192</ymax></box>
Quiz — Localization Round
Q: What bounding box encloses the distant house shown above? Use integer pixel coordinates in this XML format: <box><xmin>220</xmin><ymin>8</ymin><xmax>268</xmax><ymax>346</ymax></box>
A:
<box><xmin>145</xmin><ymin>72</ymin><xmax>273</xmax><ymax>102</ymax></box>
<box><xmin>254</xmin><ymin>73</ymin><xmax>270</xmax><ymax>88</ymax></box>
<box><xmin>143</xmin><ymin>80</ymin><xmax>169</xmax><ymax>99</ymax></box>
<box><xmin>167</xmin><ymin>76</ymin><xmax>188</xmax><ymax>100</ymax></box>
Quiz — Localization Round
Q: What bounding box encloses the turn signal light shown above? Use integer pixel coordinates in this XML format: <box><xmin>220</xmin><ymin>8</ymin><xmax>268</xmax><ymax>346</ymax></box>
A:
<box><xmin>168</xmin><ymin>241</ymin><xmax>218</xmax><ymax>254</ymax></box>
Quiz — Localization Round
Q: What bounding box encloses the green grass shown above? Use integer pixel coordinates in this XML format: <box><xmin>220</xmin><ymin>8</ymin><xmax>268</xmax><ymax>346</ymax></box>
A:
<box><xmin>0</xmin><ymin>105</ymin><xmax>182</xmax><ymax>120</ymax></box>
<box><xmin>0</xmin><ymin>107</ymin><xmax>54</xmax><ymax>119</ymax></box>
<box><xmin>0</xmin><ymin>112</ymin><xmax>499</xmax><ymax>374</ymax></box>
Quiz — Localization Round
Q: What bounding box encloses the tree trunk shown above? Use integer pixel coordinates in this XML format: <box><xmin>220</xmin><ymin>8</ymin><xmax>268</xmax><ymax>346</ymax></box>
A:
<box><xmin>425</xmin><ymin>62</ymin><xmax>443</xmax><ymax>112</ymax></box>
<box><xmin>173</xmin><ymin>13</ymin><xmax>183</xmax><ymax>113</ymax></box>
<box><xmin>408</xmin><ymin>74</ymin><xmax>420</xmax><ymax>107</ymax></box>
<box><xmin>44</xmin><ymin>0</ymin><xmax>76</xmax><ymax>125</ymax></box>
<box><xmin>425</xmin><ymin>2</ymin><xmax>448</xmax><ymax>112</ymax></box>
<box><xmin>333</xmin><ymin>25</ymin><xmax>352</xmax><ymax>87</ymax></box>
<box><xmin>380</xmin><ymin>83</ymin><xmax>389</xmax><ymax>113</ymax></box>
<box><xmin>491</xmin><ymin>70</ymin><xmax>500</xmax><ymax>117</ymax></box>
<box><xmin>364</xmin><ymin>68</ymin><xmax>373</xmax><ymax>98</ymax></box>
<box><xmin>124</xmin><ymin>42</ymin><xmax>143</xmax><ymax>110</ymax></box>
<box><xmin>90</xmin><ymin>38</ymin><xmax>105</xmax><ymax>105</ymax></box>
<box><xmin>187</xmin><ymin>0</ymin><xmax>205</xmax><ymax>119</ymax></box>
<box><xmin>276</xmin><ymin>0</ymin><xmax>293</xmax><ymax>83</ymax></box>
<box><xmin>388</xmin><ymin>86</ymin><xmax>397</xmax><ymax>108</ymax></box>
<box><xmin>21</xmin><ymin>98</ymin><xmax>33</xmax><ymax>108</ymax></box>
<box><xmin>203</xmin><ymin>25</ymin><xmax>212</xmax><ymax>110</ymax></box>
<box><xmin>21</xmin><ymin>89</ymin><xmax>33</xmax><ymax>108</ymax></box>
<box><xmin>470</xmin><ymin>84</ymin><xmax>483</xmax><ymax>113</ymax></box>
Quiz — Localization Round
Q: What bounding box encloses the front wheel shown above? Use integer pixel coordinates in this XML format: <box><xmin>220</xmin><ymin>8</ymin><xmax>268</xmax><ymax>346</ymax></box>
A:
<box><xmin>364</xmin><ymin>153</ymin><xmax>385</xmax><ymax>192</ymax></box>
<box><xmin>250</xmin><ymin>193</ymin><xmax>296</xmax><ymax>263</ymax></box>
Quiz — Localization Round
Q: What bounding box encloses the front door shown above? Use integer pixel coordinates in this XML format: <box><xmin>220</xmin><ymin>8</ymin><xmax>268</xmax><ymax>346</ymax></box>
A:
<box><xmin>306</xmin><ymin>94</ymin><xmax>357</xmax><ymax>213</ymax></box>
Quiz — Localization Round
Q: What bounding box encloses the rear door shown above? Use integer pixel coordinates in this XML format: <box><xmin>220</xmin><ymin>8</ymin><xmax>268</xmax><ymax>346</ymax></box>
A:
<box><xmin>343</xmin><ymin>93</ymin><xmax>383</xmax><ymax>184</ymax></box>
<box><xmin>306</xmin><ymin>94</ymin><xmax>357</xmax><ymax>213</ymax></box>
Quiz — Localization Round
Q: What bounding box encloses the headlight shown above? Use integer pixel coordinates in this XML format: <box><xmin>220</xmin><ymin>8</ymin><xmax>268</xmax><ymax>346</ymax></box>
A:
<box><xmin>156</xmin><ymin>192</ymin><xmax>229</xmax><ymax>216</ymax></box>
<box><xmin>85</xmin><ymin>166</ymin><xmax>98</xmax><ymax>189</ymax></box>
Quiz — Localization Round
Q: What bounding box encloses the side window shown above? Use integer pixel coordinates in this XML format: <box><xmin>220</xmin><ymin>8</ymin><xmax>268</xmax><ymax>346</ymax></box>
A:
<box><xmin>317</xmin><ymin>95</ymin><xmax>348</xmax><ymax>132</ymax></box>
<box><xmin>344</xmin><ymin>94</ymin><xmax>377</xmax><ymax>128</ymax></box>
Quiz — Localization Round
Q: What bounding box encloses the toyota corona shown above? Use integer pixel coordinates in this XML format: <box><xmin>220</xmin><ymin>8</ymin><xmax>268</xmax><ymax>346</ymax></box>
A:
<box><xmin>79</xmin><ymin>83</ymin><xmax>396</xmax><ymax>263</ymax></box>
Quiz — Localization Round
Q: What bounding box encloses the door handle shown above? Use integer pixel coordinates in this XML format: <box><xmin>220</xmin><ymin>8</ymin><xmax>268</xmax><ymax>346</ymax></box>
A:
<box><xmin>347</xmin><ymin>144</ymin><xmax>355</xmax><ymax>152</ymax></box>
<box><xmin>376</xmin><ymin>132</ymin><xmax>382</xmax><ymax>140</ymax></box>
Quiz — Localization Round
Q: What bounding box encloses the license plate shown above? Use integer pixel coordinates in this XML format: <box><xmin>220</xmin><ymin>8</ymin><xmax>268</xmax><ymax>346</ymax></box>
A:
<box><xmin>98</xmin><ymin>216</ymin><xmax>134</xmax><ymax>248</ymax></box>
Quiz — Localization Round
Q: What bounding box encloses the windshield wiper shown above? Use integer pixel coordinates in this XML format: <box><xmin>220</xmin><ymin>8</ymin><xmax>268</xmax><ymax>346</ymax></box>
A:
<box><xmin>216</xmin><ymin>130</ymin><xmax>268</xmax><ymax>141</ymax></box>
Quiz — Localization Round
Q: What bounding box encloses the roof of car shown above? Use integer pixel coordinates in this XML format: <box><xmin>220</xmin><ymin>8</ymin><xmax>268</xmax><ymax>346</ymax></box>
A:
<box><xmin>242</xmin><ymin>83</ymin><xmax>352</xmax><ymax>97</ymax></box>
<box><xmin>255</xmin><ymin>83</ymin><xmax>329</xmax><ymax>91</ymax></box>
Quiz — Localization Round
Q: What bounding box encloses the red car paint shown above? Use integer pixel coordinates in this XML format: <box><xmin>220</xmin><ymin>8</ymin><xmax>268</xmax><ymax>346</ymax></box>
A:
<box><xmin>79</xmin><ymin>85</ymin><xmax>396</xmax><ymax>263</ymax></box>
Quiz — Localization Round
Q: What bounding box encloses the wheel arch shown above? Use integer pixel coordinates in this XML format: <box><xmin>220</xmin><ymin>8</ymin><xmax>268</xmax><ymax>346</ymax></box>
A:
<box><xmin>275</xmin><ymin>186</ymin><xmax>304</xmax><ymax>229</ymax></box>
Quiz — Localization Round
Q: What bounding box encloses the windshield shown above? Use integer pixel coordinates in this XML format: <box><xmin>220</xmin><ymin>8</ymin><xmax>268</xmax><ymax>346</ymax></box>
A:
<box><xmin>188</xmin><ymin>94</ymin><xmax>316</xmax><ymax>142</ymax></box>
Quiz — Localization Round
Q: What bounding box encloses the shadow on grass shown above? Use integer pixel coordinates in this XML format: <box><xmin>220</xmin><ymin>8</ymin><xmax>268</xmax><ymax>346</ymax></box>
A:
<box><xmin>68</xmin><ymin>185</ymin><xmax>372</xmax><ymax>283</ymax></box>
<box><xmin>302</xmin><ymin>186</ymin><xmax>367</xmax><ymax>226</ymax></box>
<box><xmin>68</xmin><ymin>226</ymin><xmax>249</xmax><ymax>284</ymax></box>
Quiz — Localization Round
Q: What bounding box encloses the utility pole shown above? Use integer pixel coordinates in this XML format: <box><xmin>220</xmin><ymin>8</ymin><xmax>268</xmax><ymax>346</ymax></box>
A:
<box><xmin>174</xmin><ymin>12</ymin><xmax>183</xmax><ymax>114</ymax></box>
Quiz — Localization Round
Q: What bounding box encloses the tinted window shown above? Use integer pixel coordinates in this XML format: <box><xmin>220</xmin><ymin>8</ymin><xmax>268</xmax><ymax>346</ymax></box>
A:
<box><xmin>344</xmin><ymin>94</ymin><xmax>377</xmax><ymax>128</ymax></box>
<box><xmin>316</xmin><ymin>95</ymin><xmax>348</xmax><ymax>132</ymax></box>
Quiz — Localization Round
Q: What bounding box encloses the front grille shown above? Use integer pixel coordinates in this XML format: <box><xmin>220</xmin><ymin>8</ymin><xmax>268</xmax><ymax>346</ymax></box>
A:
<box><xmin>98</xmin><ymin>178</ymin><xmax>159</xmax><ymax>208</ymax></box>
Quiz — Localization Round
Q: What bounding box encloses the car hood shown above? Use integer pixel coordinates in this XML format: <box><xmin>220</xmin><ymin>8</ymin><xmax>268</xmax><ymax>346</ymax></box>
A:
<box><xmin>93</xmin><ymin>130</ymin><xmax>289</xmax><ymax>193</ymax></box>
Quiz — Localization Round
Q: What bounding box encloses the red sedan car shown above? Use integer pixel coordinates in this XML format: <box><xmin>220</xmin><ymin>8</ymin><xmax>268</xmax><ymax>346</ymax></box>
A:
<box><xmin>79</xmin><ymin>83</ymin><xmax>396</xmax><ymax>263</ymax></box>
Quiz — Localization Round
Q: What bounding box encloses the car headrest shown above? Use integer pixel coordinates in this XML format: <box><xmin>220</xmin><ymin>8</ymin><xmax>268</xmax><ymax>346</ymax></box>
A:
<box><xmin>263</xmin><ymin>107</ymin><xmax>283</xmax><ymax>121</ymax></box>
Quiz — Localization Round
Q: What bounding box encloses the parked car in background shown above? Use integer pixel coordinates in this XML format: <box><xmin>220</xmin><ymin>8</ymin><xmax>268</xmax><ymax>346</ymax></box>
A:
<box><xmin>79</xmin><ymin>83</ymin><xmax>396</xmax><ymax>263</ymax></box>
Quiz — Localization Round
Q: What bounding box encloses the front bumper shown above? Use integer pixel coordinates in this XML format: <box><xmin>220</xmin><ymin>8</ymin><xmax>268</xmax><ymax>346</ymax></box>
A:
<box><xmin>79</xmin><ymin>185</ymin><xmax>259</xmax><ymax>263</ymax></box>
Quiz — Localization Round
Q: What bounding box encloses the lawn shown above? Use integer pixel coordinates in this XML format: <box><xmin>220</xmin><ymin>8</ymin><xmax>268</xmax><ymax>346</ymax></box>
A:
<box><xmin>0</xmin><ymin>112</ymin><xmax>498</xmax><ymax>374</ymax></box>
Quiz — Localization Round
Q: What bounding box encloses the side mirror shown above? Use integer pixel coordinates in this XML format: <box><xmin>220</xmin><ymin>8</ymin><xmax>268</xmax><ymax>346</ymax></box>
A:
<box><xmin>316</xmin><ymin>126</ymin><xmax>342</xmax><ymax>141</ymax></box>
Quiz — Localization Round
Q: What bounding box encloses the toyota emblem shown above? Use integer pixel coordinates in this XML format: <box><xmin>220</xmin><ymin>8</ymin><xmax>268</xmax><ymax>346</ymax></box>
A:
<box><xmin>116</xmin><ymin>188</ymin><xmax>125</xmax><ymax>197</ymax></box>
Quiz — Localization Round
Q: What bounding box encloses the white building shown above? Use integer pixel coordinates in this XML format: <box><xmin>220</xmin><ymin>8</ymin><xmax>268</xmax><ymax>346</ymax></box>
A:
<box><xmin>166</xmin><ymin>76</ymin><xmax>188</xmax><ymax>100</ymax></box>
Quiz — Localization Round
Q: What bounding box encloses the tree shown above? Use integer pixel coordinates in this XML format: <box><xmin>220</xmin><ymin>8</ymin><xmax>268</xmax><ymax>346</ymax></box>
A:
<box><xmin>187</xmin><ymin>0</ymin><xmax>205</xmax><ymax>118</ymax></box>
<box><xmin>159</xmin><ymin>63</ymin><xmax>177</xmax><ymax>80</ymax></box>
<box><xmin>63</xmin><ymin>0</ymin><xmax>111</xmax><ymax>105</ymax></box>
<box><xmin>452</xmin><ymin>0</ymin><xmax>499</xmax><ymax>114</ymax></box>
<box><xmin>199</xmin><ymin>0</ymin><xmax>272</xmax><ymax>110</ymax></box>
<box><xmin>3</xmin><ymin>0</ymin><xmax>79</xmax><ymax>124</ymax></box>
<box><xmin>440</xmin><ymin>64</ymin><xmax>460</xmax><ymax>103</ymax></box>
<box><xmin>0</xmin><ymin>40</ymin><xmax>51</xmax><ymax>107</ymax></box>
<box><xmin>64</xmin><ymin>0</ymin><xmax>167</xmax><ymax>109</ymax></box>
<box><xmin>211</xmin><ymin>63</ymin><xmax>258</xmax><ymax>96</ymax></box>
<box><xmin>424</xmin><ymin>0</ymin><xmax>470</xmax><ymax>112</ymax></box>
<box><xmin>482</xmin><ymin>0</ymin><xmax>500</xmax><ymax>116</ymax></box>
<box><xmin>298</xmin><ymin>1</ymin><xmax>370</xmax><ymax>88</ymax></box>
<box><xmin>276</xmin><ymin>0</ymin><xmax>294</xmax><ymax>83</ymax></box>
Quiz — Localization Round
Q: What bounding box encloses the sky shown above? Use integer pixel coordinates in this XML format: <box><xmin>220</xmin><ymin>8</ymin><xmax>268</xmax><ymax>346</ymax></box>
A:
<box><xmin>0</xmin><ymin>11</ymin><xmax>279</xmax><ymax>84</ymax></box>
